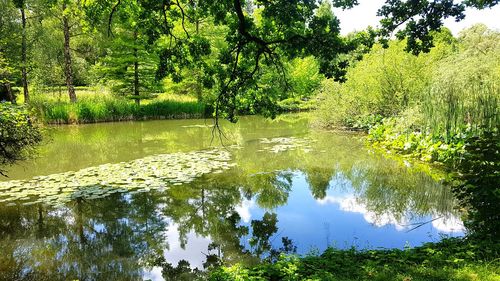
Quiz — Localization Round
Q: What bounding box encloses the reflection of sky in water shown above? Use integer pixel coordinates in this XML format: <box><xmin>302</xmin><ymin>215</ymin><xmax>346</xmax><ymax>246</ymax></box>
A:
<box><xmin>0</xmin><ymin>118</ymin><xmax>467</xmax><ymax>281</ymax></box>
<box><xmin>143</xmin><ymin>171</ymin><xmax>464</xmax><ymax>281</ymax></box>
<box><xmin>143</xmin><ymin>223</ymin><xmax>212</xmax><ymax>281</ymax></box>
<box><xmin>238</xmin><ymin>172</ymin><xmax>464</xmax><ymax>252</ymax></box>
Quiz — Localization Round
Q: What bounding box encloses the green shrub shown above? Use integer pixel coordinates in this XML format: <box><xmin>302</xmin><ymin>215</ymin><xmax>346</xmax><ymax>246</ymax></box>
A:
<box><xmin>0</xmin><ymin>103</ymin><xmax>42</xmax><ymax>175</ymax></box>
<box><xmin>209</xmin><ymin>238</ymin><xmax>500</xmax><ymax>281</ymax></box>
<box><xmin>315</xmin><ymin>35</ymin><xmax>450</xmax><ymax>128</ymax></box>
<box><xmin>139</xmin><ymin>100</ymin><xmax>205</xmax><ymax>118</ymax></box>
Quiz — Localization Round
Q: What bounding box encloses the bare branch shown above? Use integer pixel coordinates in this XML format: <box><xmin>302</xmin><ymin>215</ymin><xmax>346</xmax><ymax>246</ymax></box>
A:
<box><xmin>175</xmin><ymin>0</ymin><xmax>191</xmax><ymax>39</ymax></box>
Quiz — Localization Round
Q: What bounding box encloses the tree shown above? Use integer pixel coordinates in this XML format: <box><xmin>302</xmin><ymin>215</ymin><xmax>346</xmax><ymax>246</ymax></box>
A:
<box><xmin>94</xmin><ymin>0</ymin><xmax>355</xmax><ymax>122</ymax></box>
<box><xmin>94</xmin><ymin>0</ymin><xmax>161</xmax><ymax>104</ymax></box>
<box><xmin>1</xmin><ymin>0</ymin><xmax>54</xmax><ymax>103</ymax></box>
<box><xmin>378</xmin><ymin>0</ymin><xmax>499</xmax><ymax>54</ymax></box>
<box><xmin>98</xmin><ymin>0</ymin><xmax>499</xmax><ymax>122</ymax></box>
<box><xmin>0</xmin><ymin>52</ymin><xmax>17</xmax><ymax>103</ymax></box>
<box><xmin>36</xmin><ymin>0</ymin><xmax>92</xmax><ymax>102</ymax></box>
<box><xmin>423</xmin><ymin>24</ymin><xmax>500</xmax><ymax>136</ymax></box>
<box><xmin>0</xmin><ymin>1</ymin><xmax>20</xmax><ymax>103</ymax></box>
<box><xmin>12</xmin><ymin>0</ymin><xmax>30</xmax><ymax>103</ymax></box>
<box><xmin>61</xmin><ymin>0</ymin><xmax>77</xmax><ymax>102</ymax></box>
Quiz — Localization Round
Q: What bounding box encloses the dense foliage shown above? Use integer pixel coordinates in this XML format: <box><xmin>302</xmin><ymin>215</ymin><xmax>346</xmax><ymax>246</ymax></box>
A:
<box><xmin>0</xmin><ymin>103</ymin><xmax>42</xmax><ymax>175</ymax></box>
<box><xmin>452</xmin><ymin>131</ymin><xmax>500</xmax><ymax>240</ymax></box>
<box><xmin>317</xmin><ymin>25</ymin><xmax>498</xmax><ymax>145</ymax></box>
<box><xmin>210</xmin><ymin>238</ymin><xmax>500</xmax><ymax>281</ymax></box>
<box><xmin>2</xmin><ymin>0</ymin><xmax>497</xmax><ymax>120</ymax></box>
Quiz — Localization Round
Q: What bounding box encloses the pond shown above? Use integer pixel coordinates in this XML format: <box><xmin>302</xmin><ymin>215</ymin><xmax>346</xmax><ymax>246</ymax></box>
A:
<box><xmin>0</xmin><ymin>115</ymin><xmax>464</xmax><ymax>280</ymax></box>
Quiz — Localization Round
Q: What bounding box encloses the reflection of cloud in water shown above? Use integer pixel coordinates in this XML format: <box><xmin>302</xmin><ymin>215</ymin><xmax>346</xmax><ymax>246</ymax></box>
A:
<box><xmin>235</xmin><ymin>199</ymin><xmax>255</xmax><ymax>223</ymax></box>
<box><xmin>432</xmin><ymin>216</ymin><xmax>465</xmax><ymax>233</ymax></box>
<box><xmin>317</xmin><ymin>196</ymin><xmax>465</xmax><ymax>233</ymax></box>
<box><xmin>143</xmin><ymin>267</ymin><xmax>163</xmax><ymax>281</ymax></box>
<box><xmin>164</xmin><ymin>223</ymin><xmax>212</xmax><ymax>268</ymax></box>
<box><xmin>143</xmin><ymin>222</ymin><xmax>212</xmax><ymax>281</ymax></box>
<box><xmin>317</xmin><ymin>195</ymin><xmax>408</xmax><ymax>230</ymax></box>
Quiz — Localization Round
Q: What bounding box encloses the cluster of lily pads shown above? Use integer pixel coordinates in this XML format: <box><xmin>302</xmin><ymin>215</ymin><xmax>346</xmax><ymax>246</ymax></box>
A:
<box><xmin>258</xmin><ymin>137</ymin><xmax>314</xmax><ymax>153</ymax></box>
<box><xmin>0</xmin><ymin>149</ymin><xmax>236</xmax><ymax>208</ymax></box>
<box><xmin>181</xmin><ymin>124</ymin><xmax>214</xmax><ymax>128</ymax></box>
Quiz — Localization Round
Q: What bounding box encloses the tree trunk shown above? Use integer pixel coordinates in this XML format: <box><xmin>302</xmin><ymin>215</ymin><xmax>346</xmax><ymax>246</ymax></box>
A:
<box><xmin>76</xmin><ymin>198</ymin><xmax>86</xmax><ymax>244</ymax></box>
<box><xmin>20</xmin><ymin>6</ymin><xmax>29</xmax><ymax>103</ymax></box>
<box><xmin>37</xmin><ymin>204</ymin><xmax>44</xmax><ymax>238</ymax></box>
<box><xmin>133</xmin><ymin>30</ymin><xmax>140</xmax><ymax>106</ymax></box>
<box><xmin>62</xmin><ymin>3</ymin><xmax>77</xmax><ymax>103</ymax></box>
<box><xmin>5</xmin><ymin>82</ymin><xmax>14</xmax><ymax>104</ymax></box>
<box><xmin>195</xmin><ymin>19</ymin><xmax>202</xmax><ymax>102</ymax></box>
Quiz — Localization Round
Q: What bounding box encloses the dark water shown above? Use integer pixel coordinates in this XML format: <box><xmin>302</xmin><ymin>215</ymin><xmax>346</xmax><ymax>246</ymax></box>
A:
<box><xmin>0</xmin><ymin>115</ymin><xmax>463</xmax><ymax>280</ymax></box>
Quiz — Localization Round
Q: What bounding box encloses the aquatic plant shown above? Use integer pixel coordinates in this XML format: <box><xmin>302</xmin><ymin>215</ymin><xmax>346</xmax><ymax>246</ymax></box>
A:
<box><xmin>0</xmin><ymin>149</ymin><xmax>235</xmax><ymax>207</ymax></box>
<box><xmin>258</xmin><ymin>137</ymin><xmax>314</xmax><ymax>153</ymax></box>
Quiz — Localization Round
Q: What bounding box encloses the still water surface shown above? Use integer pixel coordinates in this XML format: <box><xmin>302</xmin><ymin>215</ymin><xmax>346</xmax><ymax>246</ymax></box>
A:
<box><xmin>0</xmin><ymin>115</ymin><xmax>464</xmax><ymax>280</ymax></box>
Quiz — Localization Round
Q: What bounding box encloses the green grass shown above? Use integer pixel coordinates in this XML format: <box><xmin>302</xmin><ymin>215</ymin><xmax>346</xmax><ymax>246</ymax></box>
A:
<box><xmin>27</xmin><ymin>88</ymin><xmax>207</xmax><ymax>124</ymax></box>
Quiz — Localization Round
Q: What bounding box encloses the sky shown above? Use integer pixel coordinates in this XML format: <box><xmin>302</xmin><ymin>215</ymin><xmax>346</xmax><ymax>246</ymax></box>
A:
<box><xmin>332</xmin><ymin>0</ymin><xmax>500</xmax><ymax>35</ymax></box>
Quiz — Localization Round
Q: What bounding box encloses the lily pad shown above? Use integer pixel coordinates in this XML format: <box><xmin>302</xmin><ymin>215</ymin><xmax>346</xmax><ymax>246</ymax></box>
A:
<box><xmin>0</xmin><ymin>148</ymin><xmax>236</xmax><ymax>207</ymax></box>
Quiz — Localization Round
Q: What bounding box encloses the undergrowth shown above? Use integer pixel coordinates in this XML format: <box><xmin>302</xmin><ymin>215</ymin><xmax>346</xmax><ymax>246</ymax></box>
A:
<box><xmin>210</xmin><ymin>238</ymin><xmax>500</xmax><ymax>281</ymax></box>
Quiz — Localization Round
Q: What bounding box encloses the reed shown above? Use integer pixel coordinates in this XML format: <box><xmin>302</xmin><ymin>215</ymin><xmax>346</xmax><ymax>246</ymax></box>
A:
<box><xmin>29</xmin><ymin>91</ymin><xmax>207</xmax><ymax>124</ymax></box>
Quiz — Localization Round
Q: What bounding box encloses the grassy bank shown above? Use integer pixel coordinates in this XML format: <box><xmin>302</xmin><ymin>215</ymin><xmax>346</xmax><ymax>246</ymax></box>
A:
<box><xmin>27</xmin><ymin>88</ymin><xmax>208</xmax><ymax>124</ymax></box>
<box><xmin>210</xmin><ymin>238</ymin><xmax>500</xmax><ymax>281</ymax></box>
<box><xmin>25</xmin><ymin>86</ymin><xmax>316</xmax><ymax>124</ymax></box>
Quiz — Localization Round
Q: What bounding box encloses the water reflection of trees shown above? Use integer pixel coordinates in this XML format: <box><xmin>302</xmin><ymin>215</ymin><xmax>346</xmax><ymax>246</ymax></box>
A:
<box><xmin>0</xmin><ymin>171</ymin><xmax>297</xmax><ymax>279</ymax></box>
<box><xmin>0</xmin><ymin>118</ymin><xmax>461</xmax><ymax>279</ymax></box>
<box><xmin>0</xmin><ymin>192</ymin><xmax>168</xmax><ymax>280</ymax></box>
<box><xmin>234</xmin><ymin>130</ymin><xmax>458</xmax><ymax>222</ymax></box>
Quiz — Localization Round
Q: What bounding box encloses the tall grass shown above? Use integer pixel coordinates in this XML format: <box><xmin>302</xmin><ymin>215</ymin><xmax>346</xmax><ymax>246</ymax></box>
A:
<box><xmin>422</xmin><ymin>26</ymin><xmax>500</xmax><ymax>138</ymax></box>
<box><xmin>423</xmin><ymin>80</ymin><xmax>499</xmax><ymax>139</ymax></box>
<box><xmin>29</xmin><ymin>90</ymin><xmax>207</xmax><ymax>124</ymax></box>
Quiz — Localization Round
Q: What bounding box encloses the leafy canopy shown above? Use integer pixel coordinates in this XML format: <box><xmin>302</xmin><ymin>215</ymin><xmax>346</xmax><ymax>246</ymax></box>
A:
<box><xmin>96</xmin><ymin>0</ymin><xmax>498</xmax><ymax>120</ymax></box>
<box><xmin>378</xmin><ymin>0</ymin><xmax>499</xmax><ymax>54</ymax></box>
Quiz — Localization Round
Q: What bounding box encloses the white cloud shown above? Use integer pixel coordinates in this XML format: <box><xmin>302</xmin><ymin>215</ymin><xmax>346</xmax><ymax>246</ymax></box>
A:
<box><xmin>317</xmin><ymin>195</ymin><xmax>408</xmax><ymax>230</ymax></box>
<box><xmin>142</xmin><ymin>221</ymin><xmax>214</xmax><ymax>280</ymax></box>
<box><xmin>318</xmin><ymin>195</ymin><xmax>466</xmax><ymax>234</ymax></box>
<box><xmin>162</xmin><ymin>223</ymin><xmax>212</xmax><ymax>269</ymax></box>
<box><xmin>333</xmin><ymin>0</ymin><xmax>383</xmax><ymax>34</ymax></box>
<box><xmin>235</xmin><ymin>198</ymin><xmax>255</xmax><ymax>223</ymax></box>
<box><xmin>432</xmin><ymin>216</ymin><xmax>465</xmax><ymax>233</ymax></box>
<box><xmin>143</xmin><ymin>267</ymin><xmax>163</xmax><ymax>281</ymax></box>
